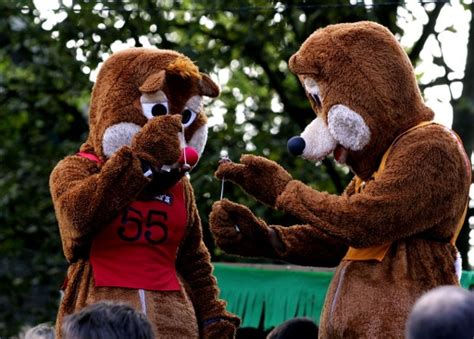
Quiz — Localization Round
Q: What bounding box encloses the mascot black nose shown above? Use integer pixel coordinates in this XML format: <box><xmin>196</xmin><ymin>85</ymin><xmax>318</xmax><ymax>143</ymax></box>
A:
<box><xmin>287</xmin><ymin>136</ymin><xmax>305</xmax><ymax>156</ymax></box>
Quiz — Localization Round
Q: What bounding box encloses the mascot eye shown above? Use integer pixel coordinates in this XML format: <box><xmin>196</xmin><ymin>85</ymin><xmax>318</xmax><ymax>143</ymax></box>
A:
<box><xmin>181</xmin><ymin>108</ymin><xmax>197</xmax><ymax>128</ymax></box>
<box><xmin>141</xmin><ymin>102</ymin><xmax>169</xmax><ymax>119</ymax></box>
<box><xmin>311</xmin><ymin>93</ymin><xmax>322</xmax><ymax>108</ymax></box>
<box><xmin>152</xmin><ymin>103</ymin><xmax>169</xmax><ymax>116</ymax></box>
<box><xmin>304</xmin><ymin>77</ymin><xmax>322</xmax><ymax>109</ymax></box>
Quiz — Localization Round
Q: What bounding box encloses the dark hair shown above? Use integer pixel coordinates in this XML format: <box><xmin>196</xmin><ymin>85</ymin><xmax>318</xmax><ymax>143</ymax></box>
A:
<box><xmin>267</xmin><ymin>317</ymin><xmax>319</xmax><ymax>339</ymax></box>
<box><xmin>61</xmin><ymin>301</ymin><xmax>153</xmax><ymax>339</ymax></box>
<box><xmin>406</xmin><ymin>285</ymin><xmax>474</xmax><ymax>339</ymax></box>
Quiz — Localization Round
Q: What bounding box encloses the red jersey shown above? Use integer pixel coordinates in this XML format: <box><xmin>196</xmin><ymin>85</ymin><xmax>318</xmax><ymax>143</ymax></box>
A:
<box><xmin>90</xmin><ymin>181</ymin><xmax>187</xmax><ymax>291</ymax></box>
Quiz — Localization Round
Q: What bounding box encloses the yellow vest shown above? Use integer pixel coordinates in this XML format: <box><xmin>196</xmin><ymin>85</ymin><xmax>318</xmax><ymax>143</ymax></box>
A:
<box><xmin>343</xmin><ymin>122</ymin><xmax>469</xmax><ymax>262</ymax></box>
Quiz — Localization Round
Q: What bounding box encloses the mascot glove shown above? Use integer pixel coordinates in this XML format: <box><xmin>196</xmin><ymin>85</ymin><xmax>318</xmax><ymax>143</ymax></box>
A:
<box><xmin>215</xmin><ymin>154</ymin><xmax>292</xmax><ymax>207</ymax></box>
<box><xmin>130</xmin><ymin>115</ymin><xmax>182</xmax><ymax>170</ymax></box>
<box><xmin>202</xmin><ymin>319</ymin><xmax>237</xmax><ymax>339</ymax></box>
<box><xmin>210</xmin><ymin>199</ymin><xmax>275</xmax><ymax>258</ymax></box>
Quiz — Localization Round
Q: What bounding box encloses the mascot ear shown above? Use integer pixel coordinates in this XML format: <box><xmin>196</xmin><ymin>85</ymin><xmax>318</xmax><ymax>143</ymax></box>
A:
<box><xmin>199</xmin><ymin>73</ymin><xmax>220</xmax><ymax>98</ymax></box>
<box><xmin>139</xmin><ymin>70</ymin><xmax>166</xmax><ymax>93</ymax></box>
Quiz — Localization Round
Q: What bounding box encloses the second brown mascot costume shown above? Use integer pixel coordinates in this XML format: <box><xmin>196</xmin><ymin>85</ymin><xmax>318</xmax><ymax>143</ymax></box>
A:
<box><xmin>210</xmin><ymin>22</ymin><xmax>471</xmax><ymax>338</ymax></box>
<box><xmin>50</xmin><ymin>48</ymin><xmax>239</xmax><ymax>338</ymax></box>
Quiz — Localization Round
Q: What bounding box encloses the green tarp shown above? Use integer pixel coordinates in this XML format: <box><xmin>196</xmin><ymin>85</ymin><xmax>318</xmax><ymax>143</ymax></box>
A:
<box><xmin>213</xmin><ymin>263</ymin><xmax>474</xmax><ymax>330</ymax></box>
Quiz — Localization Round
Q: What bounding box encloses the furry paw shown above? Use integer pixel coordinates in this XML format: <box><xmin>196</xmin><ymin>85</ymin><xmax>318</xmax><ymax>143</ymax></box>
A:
<box><xmin>215</xmin><ymin>154</ymin><xmax>292</xmax><ymax>207</ymax></box>
<box><xmin>210</xmin><ymin>199</ymin><xmax>274</xmax><ymax>258</ymax></box>
<box><xmin>130</xmin><ymin>115</ymin><xmax>182</xmax><ymax>169</ymax></box>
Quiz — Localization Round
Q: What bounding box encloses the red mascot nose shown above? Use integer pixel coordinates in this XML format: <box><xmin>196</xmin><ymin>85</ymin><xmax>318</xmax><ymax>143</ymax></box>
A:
<box><xmin>178</xmin><ymin>146</ymin><xmax>199</xmax><ymax>167</ymax></box>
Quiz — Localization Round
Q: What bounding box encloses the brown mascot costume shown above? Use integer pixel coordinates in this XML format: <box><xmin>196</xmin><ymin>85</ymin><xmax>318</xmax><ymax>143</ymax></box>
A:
<box><xmin>209</xmin><ymin>22</ymin><xmax>471</xmax><ymax>338</ymax></box>
<box><xmin>50</xmin><ymin>48</ymin><xmax>239</xmax><ymax>338</ymax></box>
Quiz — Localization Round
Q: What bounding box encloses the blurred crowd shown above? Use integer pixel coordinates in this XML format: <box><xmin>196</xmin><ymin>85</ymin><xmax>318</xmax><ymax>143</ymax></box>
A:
<box><xmin>19</xmin><ymin>285</ymin><xmax>474</xmax><ymax>339</ymax></box>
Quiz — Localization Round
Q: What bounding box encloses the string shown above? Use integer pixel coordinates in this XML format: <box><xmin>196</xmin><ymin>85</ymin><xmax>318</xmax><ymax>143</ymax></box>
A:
<box><xmin>219</xmin><ymin>154</ymin><xmax>230</xmax><ymax>200</ymax></box>
<box><xmin>181</xmin><ymin>123</ymin><xmax>191</xmax><ymax>178</ymax></box>
<box><xmin>181</xmin><ymin>123</ymin><xmax>188</xmax><ymax>168</ymax></box>
<box><xmin>220</xmin><ymin>177</ymin><xmax>225</xmax><ymax>200</ymax></box>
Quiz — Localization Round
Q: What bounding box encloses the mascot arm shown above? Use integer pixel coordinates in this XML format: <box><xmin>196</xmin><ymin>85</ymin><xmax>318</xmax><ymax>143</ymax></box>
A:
<box><xmin>275</xmin><ymin>133</ymin><xmax>466</xmax><ymax>249</ymax></box>
<box><xmin>176</xmin><ymin>184</ymin><xmax>240</xmax><ymax>336</ymax></box>
<box><xmin>210</xmin><ymin>199</ymin><xmax>346</xmax><ymax>266</ymax></box>
<box><xmin>271</xmin><ymin>225</ymin><xmax>347</xmax><ymax>267</ymax></box>
<box><xmin>50</xmin><ymin>146</ymin><xmax>149</xmax><ymax>261</ymax></box>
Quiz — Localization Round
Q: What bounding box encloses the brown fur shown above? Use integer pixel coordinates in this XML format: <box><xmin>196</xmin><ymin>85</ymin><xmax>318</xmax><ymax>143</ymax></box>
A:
<box><xmin>209</xmin><ymin>22</ymin><xmax>470</xmax><ymax>338</ymax></box>
<box><xmin>166</xmin><ymin>57</ymin><xmax>202</xmax><ymax>79</ymax></box>
<box><xmin>289</xmin><ymin>21</ymin><xmax>434</xmax><ymax>180</ymax></box>
<box><xmin>50</xmin><ymin>48</ymin><xmax>238</xmax><ymax>338</ymax></box>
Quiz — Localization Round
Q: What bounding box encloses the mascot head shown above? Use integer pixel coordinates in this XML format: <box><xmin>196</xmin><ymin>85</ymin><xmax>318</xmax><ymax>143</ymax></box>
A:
<box><xmin>81</xmin><ymin>48</ymin><xmax>219</xmax><ymax>191</ymax></box>
<box><xmin>287</xmin><ymin>21</ymin><xmax>434</xmax><ymax>179</ymax></box>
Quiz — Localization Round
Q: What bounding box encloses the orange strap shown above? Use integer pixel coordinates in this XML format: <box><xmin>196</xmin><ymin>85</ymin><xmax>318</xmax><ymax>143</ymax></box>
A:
<box><xmin>344</xmin><ymin>122</ymin><xmax>469</xmax><ymax>262</ymax></box>
<box><xmin>344</xmin><ymin>243</ymin><xmax>391</xmax><ymax>262</ymax></box>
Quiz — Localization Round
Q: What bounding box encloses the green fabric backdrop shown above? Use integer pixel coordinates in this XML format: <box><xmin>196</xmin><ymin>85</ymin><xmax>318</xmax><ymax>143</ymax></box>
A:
<box><xmin>213</xmin><ymin>263</ymin><xmax>474</xmax><ymax>330</ymax></box>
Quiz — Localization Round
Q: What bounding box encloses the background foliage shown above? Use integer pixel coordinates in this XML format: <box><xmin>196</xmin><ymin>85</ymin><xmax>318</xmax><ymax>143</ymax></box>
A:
<box><xmin>0</xmin><ymin>0</ymin><xmax>472</xmax><ymax>336</ymax></box>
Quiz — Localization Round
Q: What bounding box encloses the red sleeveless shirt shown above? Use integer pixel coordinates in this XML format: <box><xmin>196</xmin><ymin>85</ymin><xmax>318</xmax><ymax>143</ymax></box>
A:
<box><xmin>89</xmin><ymin>178</ymin><xmax>187</xmax><ymax>291</ymax></box>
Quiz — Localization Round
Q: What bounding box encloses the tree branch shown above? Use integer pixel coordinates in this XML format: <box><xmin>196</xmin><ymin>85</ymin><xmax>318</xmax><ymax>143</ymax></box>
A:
<box><xmin>460</xmin><ymin>2</ymin><xmax>474</xmax><ymax>99</ymax></box>
<box><xmin>408</xmin><ymin>2</ymin><xmax>446</xmax><ymax>63</ymax></box>
<box><xmin>418</xmin><ymin>76</ymin><xmax>463</xmax><ymax>91</ymax></box>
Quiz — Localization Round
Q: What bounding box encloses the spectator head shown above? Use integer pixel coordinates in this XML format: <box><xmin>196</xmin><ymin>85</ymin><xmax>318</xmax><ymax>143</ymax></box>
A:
<box><xmin>406</xmin><ymin>285</ymin><xmax>474</xmax><ymax>339</ymax></box>
<box><xmin>267</xmin><ymin>317</ymin><xmax>318</xmax><ymax>339</ymax></box>
<box><xmin>24</xmin><ymin>323</ymin><xmax>55</xmax><ymax>339</ymax></box>
<box><xmin>61</xmin><ymin>301</ymin><xmax>153</xmax><ymax>339</ymax></box>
